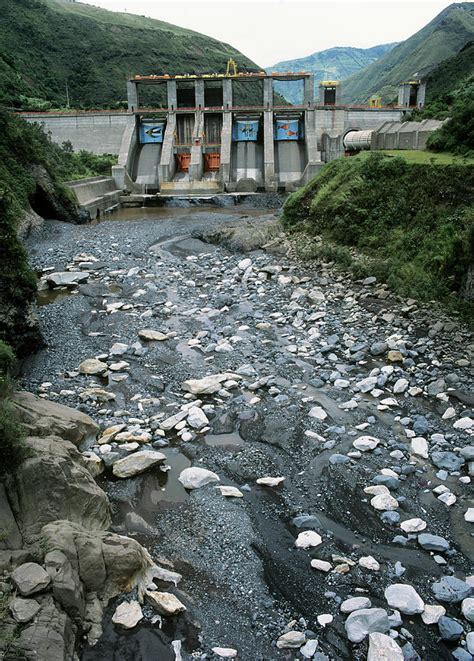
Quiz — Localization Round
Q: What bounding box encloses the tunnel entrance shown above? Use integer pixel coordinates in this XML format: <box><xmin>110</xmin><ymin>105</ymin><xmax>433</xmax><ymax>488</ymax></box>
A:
<box><xmin>29</xmin><ymin>185</ymin><xmax>57</xmax><ymax>220</ymax></box>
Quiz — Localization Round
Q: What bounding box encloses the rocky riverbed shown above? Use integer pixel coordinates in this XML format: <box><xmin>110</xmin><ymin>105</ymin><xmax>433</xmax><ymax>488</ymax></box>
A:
<box><xmin>17</xmin><ymin>206</ymin><xmax>474</xmax><ymax>660</ymax></box>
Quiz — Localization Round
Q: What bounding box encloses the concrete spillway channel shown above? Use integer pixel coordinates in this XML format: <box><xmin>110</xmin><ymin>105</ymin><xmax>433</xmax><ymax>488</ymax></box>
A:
<box><xmin>21</xmin><ymin>206</ymin><xmax>474</xmax><ymax>660</ymax></box>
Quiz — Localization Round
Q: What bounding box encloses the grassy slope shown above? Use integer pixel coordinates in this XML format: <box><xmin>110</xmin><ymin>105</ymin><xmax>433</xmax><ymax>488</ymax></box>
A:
<box><xmin>0</xmin><ymin>0</ymin><xmax>260</xmax><ymax>109</ymax></box>
<box><xmin>372</xmin><ymin>150</ymin><xmax>474</xmax><ymax>164</ymax></box>
<box><xmin>269</xmin><ymin>44</ymin><xmax>397</xmax><ymax>104</ymax></box>
<box><xmin>342</xmin><ymin>3</ymin><xmax>474</xmax><ymax>104</ymax></box>
<box><xmin>283</xmin><ymin>154</ymin><xmax>474</xmax><ymax>315</ymax></box>
<box><xmin>424</xmin><ymin>40</ymin><xmax>474</xmax><ymax>104</ymax></box>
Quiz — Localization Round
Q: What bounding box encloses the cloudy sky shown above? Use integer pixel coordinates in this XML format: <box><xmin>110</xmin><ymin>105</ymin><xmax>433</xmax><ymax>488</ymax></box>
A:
<box><xmin>80</xmin><ymin>0</ymin><xmax>455</xmax><ymax>65</ymax></box>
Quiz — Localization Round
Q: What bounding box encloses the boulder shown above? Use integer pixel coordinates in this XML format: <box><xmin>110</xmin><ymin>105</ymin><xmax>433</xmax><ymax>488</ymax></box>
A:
<box><xmin>79</xmin><ymin>358</ymin><xmax>108</xmax><ymax>376</ymax></box>
<box><xmin>384</xmin><ymin>584</ymin><xmax>424</xmax><ymax>614</ymax></box>
<box><xmin>178</xmin><ymin>467</ymin><xmax>220</xmax><ymax>490</ymax></box>
<box><xmin>276</xmin><ymin>631</ymin><xmax>306</xmax><ymax>649</ymax></box>
<box><xmin>9</xmin><ymin>435</ymin><xmax>110</xmax><ymax>543</ymax></box>
<box><xmin>145</xmin><ymin>591</ymin><xmax>186</xmax><ymax>616</ymax></box>
<box><xmin>15</xmin><ymin>595</ymin><xmax>76</xmax><ymax>661</ymax></box>
<box><xmin>461</xmin><ymin>597</ymin><xmax>474</xmax><ymax>623</ymax></box>
<box><xmin>432</xmin><ymin>576</ymin><xmax>472</xmax><ymax>603</ymax></box>
<box><xmin>12</xmin><ymin>392</ymin><xmax>98</xmax><ymax>446</ymax></box>
<box><xmin>138</xmin><ymin>329</ymin><xmax>169</xmax><ymax>341</ymax></box>
<box><xmin>42</xmin><ymin>521</ymin><xmax>155</xmax><ymax>600</ymax></box>
<box><xmin>367</xmin><ymin>632</ymin><xmax>403</xmax><ymax>660</ymax></box>
<box><xmin>9</xmin><ymin>597</ymin><xmax>41</xmax><ymax>624</ymax></box>
<box><xmin>295</xmin><ymin>531</ymin><xmax>322</xmax><ymax>549</ymax></box>
<box><xmin>182</xmin><ymin>373</ymin><xmax>239</xmax><ymax>395</ymax></box>
<box><xmin>112</xmin><ymin>600</ymin><xmax>143</xmax><ymax>629</ymax></box>
<box><xmin>186</xmin><ymin>406</ymin><xmax>209</xmax><ymax>429</ymax></box>
<box><xmin>417</xmin><ymin>533</ymin><xmax>449</xmax><ymax>552</ymax></box>
<box><xmin>11</xmin><ymin>563</ymin><xmax>51</xmax><ymax>596</ymax></box>
<box><xmin>45</xmin><ymin>549</ymin><xmax>85</xmax><ymax>620</ymax></box>
<box><xmin>112</xmin><ymin>450</ymin><xmax>166</xmax><ymax>479</ymax></box>
<box><xmin>46</xmin><ymin>271</ymin><xmax>88</xmax><ymax>288</ymax></box>
<box><xmin>341</xmin><ymin>597</ymin><xmax>371</xmax><ymax>613</ymax></box>
<box><xmin>344</xmin><ymin>608</ymin><xmax>390</xmax><ymax>643</ymax></box>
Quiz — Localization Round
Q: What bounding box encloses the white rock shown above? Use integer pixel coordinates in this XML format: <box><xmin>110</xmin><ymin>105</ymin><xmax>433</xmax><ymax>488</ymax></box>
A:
<box><xmin>384</xmin><ymin>584</ymin><xmax>424</xmax><ymax>614</ymax></box>
<box><xmin>442</xmin><ymin>407</ymin><xmax>456</xmax><ymax>420</ymax></box>
<box><xmin>256</xmin><ymin>476</ymin><xmax>285</xmax><ymax>487</ymax></box>
<box><xmin>110</xmin><ymin>342</ymin><xmax>129</xmax><ymax>356</ymax></box>
<box><xmin>112</xmin><ymin>451</ymin><xmax>166</xmax><ymax>478</ymax></box>
<box><xmin>367</xmin><ymin>632</ymin><xmax>403</xmax><ymax>661</ymax></box>
<box><xmin>454</xmin><ymin>417</ymin><xmax>473</xmax><ymax>430</ymax></box>
<box><xmin>358</xmin><ymin>556</ymin><xmax>380</xmax><ymax>571</ymax></box>
<box><xmin>462</xmin><ymin>597</ymin><xmax>474</xmax><ymax>623</ymax></box>
<box><xmin>311</xmin><ymin>559</ymin><xmax>332</xmax><ymax>572</ymax></box>
<box><xmin>400</xmin><ymin>518</ymin><xmax>427</xmax><ymax>533</ymax></box>
<box><xmin>356</xmin><ymin>376</ymin><xmax>378</xmax><ymax>393</ymax></box>
<box><xmin>145</xmin><ymin>591</ymin><xmax>186</xmax><ymax>616</ymax></box>
<box><xmin>364</xmin><ymin>485</ymin><xmax>390</xmax><ymax>496</ymax></box>
<box><xmin>393</xmin><ymin>378</ymin><xmax>409</xmax><ymax>394</ymax></box>
<box><xmin>186</xmin><ymin>406</ymin><xmax>209</xmax><ymax>430</ymax></box>
<box><xmin>317</xmin><ymin>614</ymin><xmax>333</xmax><ymax>627</ymax></box>
<box><xmin>410</xmin><ymin>437</ymin><xmax>429</xmax><ymax>459</ymax></box>
<box><xmin>300</xmin><ymin>639</ymin><xmax>319</xmax><ymax>658</ymax></box>
<box><xmin>212</xmin><ymin>647</ymin><xmax>238</xmax><ymax>658</ymax></box>
<box><xmin>112</xmin><ymin>600</ymin><xmax>143</xmax><ymax>629</ymax></box>
<box><xmin>353</xmin><ymin>436</ymin><xmax>380</xmax><ymax>452</ymax></box>
<box><xmin>81</xmin><ymin>451</ymin><xmax>104</xmax><ymax>477</ymax></box>
<box><xmin>308</xmin><ymin>406</ymin><xmax>327</xmax><ymax>421</ymax></box>
<box><xmin>178</xmin><ymin>467</ymin><xmax>220</xmax><ymax>490</ymax></box>
<box><xmin>464</xmin><ymin>508</ymin><xmax>474</xmax><ymax>523</ymax></box>
<box><xmin>295</xmin><ymin>531</ymin><xmax>322</xmax><ymax>549</ymax></box>
<box><xmin>341</xmin><ymin>597</ymin><xmax>371</xmax><ymax>613</ymax></box>
<box><xmin>182</xmin><ymin>373</ymin><xmax>237</xmax><ymax>395</ymax></box>
<box><xmin>421</xmin><ymin>604</ymin><xmax>446</xmax><ymax>624</ymax></box>
<box><xmin>79</xmin><ymin>358</ymin><xmax>108</xmax><ymax>375</ymax></box>
<box><xmin>238</xmin><ymin>258</ymin><xmax>252</xmax><ymax>271</ymax></box>
<box><xmin>46</xmin><ymin>271</ymin><xmax>88</xmax><ymax>287</ymax></box>
<box><xmin>276</xmin><ymin>631</ymin><xmax>306</xmax><ymax>649</ymax></box>
<box><xmin>217</xmin><ymin>486</ymin><xmax>243</xmax><ymax>498</ymax></box>
<box><xmin>138</xmin><ymin>329</ymin><xmax>169</xmax><ymax>341</ymax></box>
<box><xmin>370</xmin><ymin>493</ymin><xmax>399</xmax><ymax>511</ymax></box>
<box><xmin>438</xmin><ymin>492</ymin><xmax>456</xmax><ymax>506</ymax></box>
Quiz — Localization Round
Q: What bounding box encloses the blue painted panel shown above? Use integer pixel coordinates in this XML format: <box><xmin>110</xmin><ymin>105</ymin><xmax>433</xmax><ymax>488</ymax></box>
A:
<box><xmin>140</xmin><ymin>122</ymin><xmax>165</xmax><ymax>144</ymax></box>
<box><xmin>274</xmin><ymin>119</ymin><xmax>299</xmax><ymax>141</ymax></box>
<box><xmin>232</xmin><ymin>120</ymin><xmax>259</xmax><ymax>142</ymax></box>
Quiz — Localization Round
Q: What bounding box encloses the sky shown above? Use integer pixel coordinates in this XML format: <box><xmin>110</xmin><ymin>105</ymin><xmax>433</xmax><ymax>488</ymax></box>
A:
<box><xmin>79</xmin><ymin>0</ymin><xmax>456</xmax><ymax>65</ymax></box>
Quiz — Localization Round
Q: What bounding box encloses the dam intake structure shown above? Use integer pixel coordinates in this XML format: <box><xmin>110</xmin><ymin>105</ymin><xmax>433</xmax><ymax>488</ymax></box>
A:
<box><xmin>21</xmin><ymin>71</ymin><xmax>431</xmax><ymax>199</ymax></box>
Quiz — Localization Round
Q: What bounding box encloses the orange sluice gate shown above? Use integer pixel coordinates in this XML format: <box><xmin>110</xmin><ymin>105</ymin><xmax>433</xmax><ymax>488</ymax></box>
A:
<box><xmin>204</xmin><ymin>153</ymin><xmax>220</xmax><ymax>171</ymax></box>
<box><xmin>176</xmin><ymin>153</ymin><xmax>191</xmax><ymax>171</ymax></box>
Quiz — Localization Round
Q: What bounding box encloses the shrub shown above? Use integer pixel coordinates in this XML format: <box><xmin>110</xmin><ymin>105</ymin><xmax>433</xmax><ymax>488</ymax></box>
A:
<box><xmin>0</xmin><ymin>342</ymin><xmax>28</xmax><ymax>478</ymax></box>
<box><xmin>283</xmin><ymin>153</ymin><xmax>474</xmax><ymax>316</ymax></box>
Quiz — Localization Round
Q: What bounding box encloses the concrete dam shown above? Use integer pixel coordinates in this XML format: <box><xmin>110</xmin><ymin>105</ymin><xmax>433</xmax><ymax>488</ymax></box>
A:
<box><xmin>21</xmin><ymin>72</ymin><xmax>407</xmax><ymax>197</ymax></box>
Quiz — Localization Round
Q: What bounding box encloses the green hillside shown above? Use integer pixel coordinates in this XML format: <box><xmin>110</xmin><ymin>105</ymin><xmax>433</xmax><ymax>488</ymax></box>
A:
<box><xmin>0</xmin><ymin>0</ymin><xmax>261</xmax><ymax>109</ymax></box>
<box><xmin>342</xmin><ymin>3</ymin><xmax>474</xmax><ymax>104</ymax></box>
<box><xmin>424</xmin><ymin>40</ymin><xmax>474</xmax><ymax>106</ymax></box>
<box><xmin>268</xmin><ymin>44</ymin><xmax>396</xmax><ymax>104</ymax></box>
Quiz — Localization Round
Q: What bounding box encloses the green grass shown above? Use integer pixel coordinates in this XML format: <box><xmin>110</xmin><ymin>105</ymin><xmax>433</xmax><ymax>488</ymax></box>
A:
<box><xmin>370</xmin><ymin>150</ymin><xmax>474</xmax><ymax>164</ymax></box>
<box><xmin>283</xmin><ymin>153</ymin><xmax>474</xmax><ymax>319</ymax></box>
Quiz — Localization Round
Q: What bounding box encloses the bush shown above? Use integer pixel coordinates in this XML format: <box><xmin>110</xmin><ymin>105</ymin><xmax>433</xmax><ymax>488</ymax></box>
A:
<box><xmin>283</xmin><ymin>153</ymin><xmax>474</xmax><ymax>316</ymax></box>
<box><xmin>427</xmin><ymin>96</ymin><xmax>474</xmax><ymax>155</ymax></box>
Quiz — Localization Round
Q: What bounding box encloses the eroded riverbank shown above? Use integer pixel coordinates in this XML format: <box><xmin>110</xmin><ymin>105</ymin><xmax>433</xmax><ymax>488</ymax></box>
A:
<box><xmin>20</xmin><ymin>207</ymin><xmax>474</xmax><ymax>660</ymax></box>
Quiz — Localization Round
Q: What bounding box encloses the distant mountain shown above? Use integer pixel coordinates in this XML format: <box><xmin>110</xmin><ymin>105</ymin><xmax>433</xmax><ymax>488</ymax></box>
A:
<box><xmin>0</xmin><ymin>0</ymin><xmax>261</xmax><ymax>109</ymax></box>
<box><xmin>267</xmin><ymin>44</ymin><xmax>397</xmax><ymax>104</ymax></box>
<box><xmin>342</xmin><ymin>2</ymin><xmax>474</xmax><ymax>104</ymax></box>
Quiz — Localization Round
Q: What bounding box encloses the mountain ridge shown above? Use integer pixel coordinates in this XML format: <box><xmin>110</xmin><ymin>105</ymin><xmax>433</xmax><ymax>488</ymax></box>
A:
<box><xmin>342</xmin><ymin>2</ymin><xmax>474</xmax><ymax>103</ymax></box>
<box><xmin>266</xmin><ymin>43</ymin><xmax>397</xmax><ymax>104</ymax></box>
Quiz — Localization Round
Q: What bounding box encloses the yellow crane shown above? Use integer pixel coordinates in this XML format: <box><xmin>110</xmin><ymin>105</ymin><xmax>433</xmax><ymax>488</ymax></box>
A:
<box><xmin>225</xmin><ymin>58</ymin><xmax>237</xmax><ymax>77</ymax></box>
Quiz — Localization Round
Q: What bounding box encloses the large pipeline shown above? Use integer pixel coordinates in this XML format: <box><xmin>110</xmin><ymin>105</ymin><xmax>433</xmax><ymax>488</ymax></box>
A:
<box><xmin>343</xmin><ymin>129</ymin><xmax>373</xmax><ymax>151</ymax></box>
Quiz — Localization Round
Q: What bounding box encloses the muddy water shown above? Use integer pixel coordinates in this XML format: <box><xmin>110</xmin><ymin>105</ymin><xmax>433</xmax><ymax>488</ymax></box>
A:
<box><xmin>98</xmin><ymin>205</ymin><xmax>273</xmax><ymax>224</ymax></box>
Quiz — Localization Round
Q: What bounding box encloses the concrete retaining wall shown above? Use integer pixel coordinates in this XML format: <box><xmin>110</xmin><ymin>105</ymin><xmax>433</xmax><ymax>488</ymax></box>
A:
<box><xmin>67</xmin><ymin>176</ymin><xmax>121</xmax><ymax>218</ymax></box>
<box><xmin>20</xmin><ymin>113</ymin><xmax>130</xmax><ymax>155</ymax></box>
